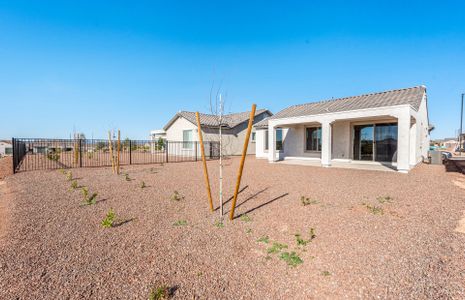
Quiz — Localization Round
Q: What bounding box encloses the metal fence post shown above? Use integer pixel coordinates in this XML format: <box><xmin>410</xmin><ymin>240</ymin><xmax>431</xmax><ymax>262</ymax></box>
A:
<box><xmin>209</xmin><ymin>141</ymin><xmax>213</xmax><ymax>159</ymax></box>
<box><xmin>129</xmin><ymin>140</ymin><xmax>132</xmax><ymax>165</ymax></box>
<box><xmin>195</xmin><ymin>141</ymin><xmax>198</xmax><ymax>161</ymax></box>
<box><xmin>12</xmin><ymin>138</ymin><xmax>16</xmax><ymax>174</ymax></box>
<box><xmin>165</xmin><ymin>140</ymin><xmax>169</xmax><ymax>163</ymax></box>
<box><xmin>79</xmin><ymin>139</ymin><xmax>83</xmax><ymax>168</ymax></box>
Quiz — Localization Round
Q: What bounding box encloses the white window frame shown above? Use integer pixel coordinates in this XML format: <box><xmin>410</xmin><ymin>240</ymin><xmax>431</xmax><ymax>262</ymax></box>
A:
<box><xmin>182</xmin><ymin>130</ymin><xmax>193</xmax><ymax>149</ymax></box>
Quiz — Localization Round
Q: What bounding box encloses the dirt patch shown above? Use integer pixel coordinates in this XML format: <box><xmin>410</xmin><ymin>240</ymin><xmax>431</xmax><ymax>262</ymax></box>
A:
<box><xmin>0</xmin><ymin>181</ymin><xmax>11</xmax><ymax>241</ymax></box>
<box><xmin>452</xmin><ymin>178</ymin><xmax>465</xmax><ymax>190</ymax></box>
<box><xmin>456</xmin><ymin>212</ymin><xmax>465</xmax><ymax>234</ymax></box>
<box><xmin>0</xmin><ymin>159</ymin><xmax>464</xmax><ymax>299</ymax></box>
<box><xmin>0</xmin><ymin>157</ymin><xmax>13</xmax><ymax>180</ymax></box>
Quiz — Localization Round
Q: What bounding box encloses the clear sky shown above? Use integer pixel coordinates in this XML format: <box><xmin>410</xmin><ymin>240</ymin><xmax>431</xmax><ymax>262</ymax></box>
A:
<box><xmin>0</xmin><ymin>1</ymin><xmax>464</xmax><ymax>139</ymax></box>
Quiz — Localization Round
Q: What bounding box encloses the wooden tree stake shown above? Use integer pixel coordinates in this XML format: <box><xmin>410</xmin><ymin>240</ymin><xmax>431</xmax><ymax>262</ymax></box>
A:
<box><xmin>196</xmin><ymin>112</ymin><xmax>214</xmax><ymax>211</ymax></box>
<box><xmin>108</xmin><ymin>131</ymin><xmax>115</xmax><ymax>174</ymax></box>
<box><xmin>117</xmin><ymin>130</ymin><xmax>121</xmax><ymax>175</ymax></box>
<box><xmin>230</xmin><ymin>104</ymin><xmax>256</xmax><ymax>220</ymax></box>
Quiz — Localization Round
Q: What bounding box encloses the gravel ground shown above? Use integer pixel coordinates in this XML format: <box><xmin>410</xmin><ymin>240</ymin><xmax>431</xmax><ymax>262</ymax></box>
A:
<box><xmin>0</xmin><ymin>157</ymin><xmax>12</xmax><ymax>180</ymax></box>
<box><xmin>0</xmin><ymin>157</ymin><xmax>464</xmax><ymax>299</ymax></box>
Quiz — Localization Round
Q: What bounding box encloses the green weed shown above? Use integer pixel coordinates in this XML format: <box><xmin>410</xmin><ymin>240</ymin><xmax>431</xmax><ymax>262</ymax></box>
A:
<box><xmin>70</xmin><ymin>180</ymin><xmax>78</xmax><ymax>190</ymax></box>
<box><xmin>256</xmin><ymin>236</ymin><xmax>270</xmax><ymax>244</ymax></box>
<box><xmin>267</xmin><ymin>242</ymin><xmax>288</xmax><ymax>254</ymax></box>
<box><xmin>140</xmin><ymin>181</ymin><xmax>146</xmax><ymax>189</ymax></box>
<box><xmin>301</xmin><ymin>196</ymin><xmax>318</xmax><ymax>206</ymax></box>
<box><xmin>170</xmin><ymin>191</ymin><xmax>184</xmax><ymax>201</ymax></box>
<box><xmin>362</xmin><ymin>203</ymin><xmax>384</xmax><ymax>215</ymax></box>
<box><xmin>81</xmin><ymin>187</ymin><xmax>97</xmax><ymax>205</ymax></box>
<box><xmin>377</xmin><ymin>196</ymin><xmax>393</xmax><ymax>204</ymax></box>
<box><xmin>240</xmin><ymin>214</ymin><xmax>252</xmax><ymax>222</ymax></box>
<box><xmin>321</xmin><ymin>271</ymin><xmax>331</xmax><ymax>276</ymax></box>
<box><xmin>279</xmin><ymin>251</ymin><xmax>303</xmax><ymax>267</ymax></box>
<box><xmin>214</xmin><ymin>220</ymin><xmax>224</xmax><ymax>228</ymax></box>
<box><xmin>149</xmin><ymin>285</ymin><xmax>169</xmax><ymax>300</ymax></box>
<box><xmin>101</xmin><ymin>209</ymin><xmax>116</xmax><ymax>228</ymax></box>
<box><xmin>66</xmin><ymin>171</ymin><xmax>73</xmax><ymax>181</ymax></box>
<box><xmin>173</xmin><ymin>220</ymin><xmax>188</xmax><ymax>227</ymax></box>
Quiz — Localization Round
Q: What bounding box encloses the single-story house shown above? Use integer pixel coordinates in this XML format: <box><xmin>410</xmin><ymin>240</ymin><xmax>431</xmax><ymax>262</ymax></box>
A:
<box><xmin>254</xmin><ymin>86</ymin><xmax>431</xmax><ymax>173</ymax></box>
<box><xmin>162</xmin><ymin>109</ymin><xmax>272</xmax><ymax>156</ymax></box>
<box><xmin>0</xmin><ymin>140</ymin><xmax>13</xmax><ymax>157</ymax></box>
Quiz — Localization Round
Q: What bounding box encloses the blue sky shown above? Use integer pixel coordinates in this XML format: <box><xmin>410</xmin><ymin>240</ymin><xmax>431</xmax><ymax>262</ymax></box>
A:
<box><xmin>0</xmin><ymin>1</ymin><xmax>464</xmax><ymax>139</ymax></box>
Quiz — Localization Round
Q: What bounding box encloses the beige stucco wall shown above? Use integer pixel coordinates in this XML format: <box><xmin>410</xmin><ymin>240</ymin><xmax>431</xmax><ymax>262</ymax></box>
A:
<box><xmin>165</xmin><ymin>112</ymin><xmax>270</xmax><ymax>156</ymax></box>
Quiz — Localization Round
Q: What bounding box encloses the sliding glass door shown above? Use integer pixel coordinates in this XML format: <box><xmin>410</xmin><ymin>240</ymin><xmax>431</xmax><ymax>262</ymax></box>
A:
<box><xmin>353</xmin><ymin>123</ymin><xmax>397</xmax><ymax>162</ymax></box>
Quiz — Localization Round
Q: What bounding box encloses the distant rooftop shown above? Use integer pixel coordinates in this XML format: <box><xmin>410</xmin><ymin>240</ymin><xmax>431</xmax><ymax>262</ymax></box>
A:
<box><xmin>164</xmin><ymin>109</ymin><xmax>271</xmax><ymax>130</ymax></box>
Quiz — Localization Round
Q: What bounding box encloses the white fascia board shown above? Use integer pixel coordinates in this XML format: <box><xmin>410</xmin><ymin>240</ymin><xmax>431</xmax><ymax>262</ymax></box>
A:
<box><xmin>269</xmin><ymin>104</ymin><xmax>413</xmax><ymax>127</ymax></box>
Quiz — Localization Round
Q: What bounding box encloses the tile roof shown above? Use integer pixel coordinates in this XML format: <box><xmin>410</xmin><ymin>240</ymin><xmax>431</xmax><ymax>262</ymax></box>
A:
<box><xmin>164</xmin><ymin>109</ymin><xmax>271</xmax><ymax>130</ymax></box>
<box><xmin>270</xmin><ymin>86</ymin><xmax>426</xmax><ymax>120</ymax></box>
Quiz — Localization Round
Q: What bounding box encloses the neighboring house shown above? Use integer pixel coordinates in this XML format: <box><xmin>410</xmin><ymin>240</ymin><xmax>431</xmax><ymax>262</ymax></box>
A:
<box><xmin>162</xmin><ymin>109</ymin><xmax>272</xmax><ymax>156</ymax></box>
<box><xmin>150</xmin><ymin>129</ymin><xmax>167</xmax><ymax>153</ymax></box>
<box><xmin>150</xmin><ymin>129</ymin><xmax>166</xmax><ymax>141</ymax></box>
<box><xmin>431</xmin><ymin>138</ymin><xmax>457</xmax><ymax>150</ymax></box>
<box><xmin>255</xmin><ymin>86</ymin><xmax>431</xmax><ymax>173</ymax></box>
<box><xmin>0</xmin><ymin>140</ymin><xmax>13</xmax><ymax>157</ymax></box>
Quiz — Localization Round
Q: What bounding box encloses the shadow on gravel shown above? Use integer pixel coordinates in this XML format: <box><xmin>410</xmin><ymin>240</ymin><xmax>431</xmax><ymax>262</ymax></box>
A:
<box><xmin>215</xmin><ymin>185</ymin><xmax>249</xmax><ymax>211</ymax></box>
<box><xmin>234</xmin><ymin>192</ymin><xmax>289</xmax><ymax>219</ymax></box>
<box><xmin>234</xmin><ymin>187</ymin><xmax>269</xmax><ymax>210</ymax></box>
<box><xmin>113</xmin><ymin>218</ymin><xmax>135</xmax><ymax>227</ymax></box>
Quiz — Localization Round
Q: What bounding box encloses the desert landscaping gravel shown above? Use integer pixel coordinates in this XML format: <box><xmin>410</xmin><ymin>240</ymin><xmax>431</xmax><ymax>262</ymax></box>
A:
<box><xmin>1</xmin><ymin>157</ymin><xmax>465</xmax><ymax>299</ymax></box>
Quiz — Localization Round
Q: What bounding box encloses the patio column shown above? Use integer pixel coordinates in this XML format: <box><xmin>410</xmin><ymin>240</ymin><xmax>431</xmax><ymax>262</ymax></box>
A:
<box><xmin>321</xmin><ymin>120</ymin><xmax>332</xmax><ymax>167</ymax></box>
<box><xmin>397</xmin><ymin>110</ymin><xmax>411</xmax><ymax>173</ymax></box>
<box><xmin>268</xmin><ymin>124</ymin><xmax>277</xmax><ymax>162</ymax></box>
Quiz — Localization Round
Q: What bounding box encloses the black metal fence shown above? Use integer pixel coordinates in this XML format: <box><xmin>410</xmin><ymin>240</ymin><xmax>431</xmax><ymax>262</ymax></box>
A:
<box><xmin>12</xmin><ymin>138</ymin><xmax>220</xmax><ymax>173</ymax></box>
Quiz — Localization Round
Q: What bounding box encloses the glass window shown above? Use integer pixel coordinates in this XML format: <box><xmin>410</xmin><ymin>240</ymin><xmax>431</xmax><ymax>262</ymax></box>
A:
<box><xmin>251</xmin><ymin>132</ymin><xmax>256</xmax><ymax>142</ymax></box>
<box><xmin>305</xmin><ymin>127</ymin><xmax>321</xmax><ymax>151</ymax></box>
<box><xmin>265</xmin><ymin>130</ymin><xmax>268</xmax><ymax>150</ymax></box>
<box><xmin>276</xmin><ymin>129</ymin><xmax>283</xmax><ymax>151</ymax></box>
<box><xmin>182</xmin><ymin>130</ymin><xmax>193</xmax><ymax>149</ymax></box>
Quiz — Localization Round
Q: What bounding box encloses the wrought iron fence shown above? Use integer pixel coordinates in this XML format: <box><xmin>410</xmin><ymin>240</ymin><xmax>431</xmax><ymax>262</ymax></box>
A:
<box><xmin>12</xmin><ymin>138</ymin><xmax>220</xmax><ymax>173</ymax></box>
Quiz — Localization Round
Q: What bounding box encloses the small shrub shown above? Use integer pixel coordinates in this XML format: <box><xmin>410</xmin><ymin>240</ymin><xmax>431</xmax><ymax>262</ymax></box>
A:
<box><xmin>301</xmin><ymin>196</ymin><xmax>318</xmax><ymax>206</ymax></box>
<box><xmin>140</xmin><ymin>181</ymin><xmax>146</xmax><ymax>189</ymax></box>
<box><xmin>59</xmin><ymin>168</ymin><xmax>66</xmax><ymax>174</ymax></box>
<box><xmin>70</xmin><ymin>180</ymin><xmax>78</xmax><ymax>190</ymax></box>
<box><xmin>66</xmin><ymin>171</ymin><xmax>73</xmax><ymax>181</ymax></box>
<box><xmin>82</xmin><ymin>187</ymin><xmax>97</xmax><ymax>205</ymax></box>
<box><xmin>124</xmin><ymin>173</ymin><xmax>130</xmax><ymax>181</ymax></box>
<box><xmin>170</xmin><ymin>191</ymin><xmax>184</xmax><ymax>201</ymax></box>
<box><xmin>101</xmin><ymin>209</ymin><xmax>116</xmax><ymax>228</ymax></box>
<box><xmin>246</xmin><ymin>228</ymin><xmax>252</xmax><ymax>234</ymax></box>
<box><xmin>257</xmin><ymin>236</ymin><xmax>270</xmax><ymax>244</ymax></box>
<box><xmin>173</xmin><ymin>220</ymin><xmax>188</xmax><ymax>226</ymax></box>
<box><xmin>240</xmin><ymin>214</ymin><xmax>252</xmax><ymax>222</ymax></box>
<box><xmin>267</xmin><ymin>242</ymin><xmax>288</xmax><ymax>254</ymax></box>
<box><xmin>149</xmin><ymin>285</ymin><xmax>169</xmax><ymax>300</ymax></box>
<box><xmin>87</xmin><ymin>152</ymin><xmax>93</xmax><ymax>159</ymax></box>
<box><xmin>377</xmin><ymin>196</ymin><xmax>393</xmax><ymax>204</ymax></box>
<box><xmin>279</xmin><ymin>251</ymin><xmax>303</xmax><ymax>267</ymax></box>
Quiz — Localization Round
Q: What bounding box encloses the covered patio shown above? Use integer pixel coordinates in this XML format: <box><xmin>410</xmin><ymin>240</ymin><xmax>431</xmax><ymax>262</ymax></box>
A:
<box><xmin>254</xmin><ymin>86</ymin><xmax>430</xmax><ymax>173</ymax></box>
